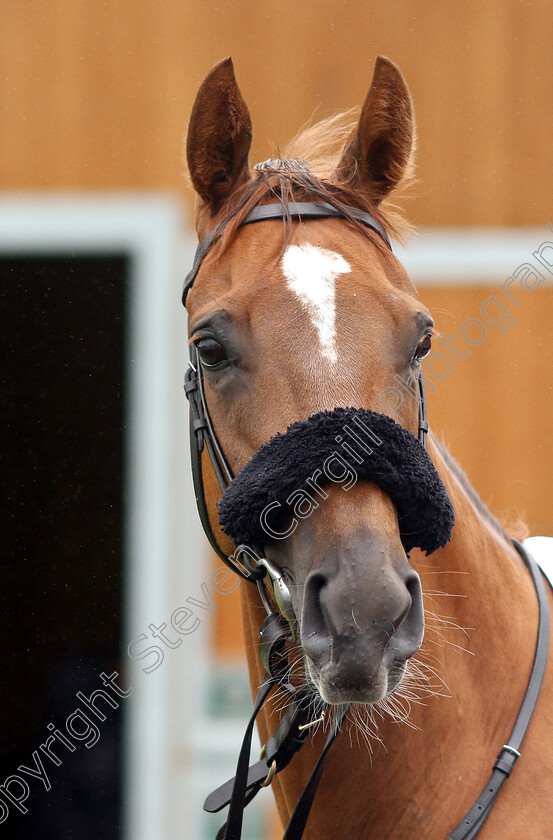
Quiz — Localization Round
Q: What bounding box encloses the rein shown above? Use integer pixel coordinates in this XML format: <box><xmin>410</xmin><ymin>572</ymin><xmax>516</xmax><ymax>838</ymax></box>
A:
<box><xmin>182</xmin><ymin>200</ymin><xmax>550</xmax><ymax>840</ymax></box>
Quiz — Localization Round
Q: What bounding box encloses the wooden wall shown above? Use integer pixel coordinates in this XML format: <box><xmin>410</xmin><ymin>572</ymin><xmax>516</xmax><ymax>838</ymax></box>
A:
<box><xmin>2</xmin><ymin>0</ymin><xmax>552</xmax><ymax>227</ymax></box>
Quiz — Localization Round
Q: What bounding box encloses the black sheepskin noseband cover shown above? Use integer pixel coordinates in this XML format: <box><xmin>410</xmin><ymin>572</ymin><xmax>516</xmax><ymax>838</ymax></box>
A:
<box><xmin>218</xmin><ymin>408</ymin><xmax>455</xmax><ymax>556</ymax></box>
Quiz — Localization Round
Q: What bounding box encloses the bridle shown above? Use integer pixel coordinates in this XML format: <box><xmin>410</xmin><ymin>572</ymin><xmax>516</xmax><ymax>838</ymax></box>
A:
<box><xmin>182</xmin><ymin>198</ymin><xmax>550</xmax><ymax>840</ymax></box>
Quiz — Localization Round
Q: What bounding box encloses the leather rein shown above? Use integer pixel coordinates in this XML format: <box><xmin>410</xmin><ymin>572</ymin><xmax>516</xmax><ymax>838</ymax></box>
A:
<box><xmin>182</xmin><ymin>200</ymin><xmax>550</xmax><ymax>840</ymax></box>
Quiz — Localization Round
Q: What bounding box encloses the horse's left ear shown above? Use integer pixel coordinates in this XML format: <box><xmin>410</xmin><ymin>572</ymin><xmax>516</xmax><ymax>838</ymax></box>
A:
<box><xmin>335</xmin><ymin>56</ymin><xmax>414</xmax><ymax>202</ymax></box>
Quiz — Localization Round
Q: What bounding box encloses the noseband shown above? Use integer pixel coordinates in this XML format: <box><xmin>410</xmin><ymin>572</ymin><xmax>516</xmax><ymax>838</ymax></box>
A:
<box><xmin>182</xmin><ymin>197</ymin><xmax>549</xmax><ymax>840</ymax></box>
<box><xmin>218</xmin><ymin>406</ymin><xmax>454</xmax><ymax>557</ymax></box>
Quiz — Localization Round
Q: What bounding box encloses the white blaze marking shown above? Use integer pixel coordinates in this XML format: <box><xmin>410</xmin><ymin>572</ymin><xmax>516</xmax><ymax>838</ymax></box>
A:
<box><xmin>281</xmin><ymin>243</ymin><xmax>350</xmax><ymax>363</ymax></box>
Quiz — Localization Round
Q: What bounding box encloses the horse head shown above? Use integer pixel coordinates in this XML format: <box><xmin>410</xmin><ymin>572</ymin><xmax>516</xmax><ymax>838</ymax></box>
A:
<box><xmin>185</xmin><ymin>56</ymin><xmax>443</xmax><ymax>706</ymax></box>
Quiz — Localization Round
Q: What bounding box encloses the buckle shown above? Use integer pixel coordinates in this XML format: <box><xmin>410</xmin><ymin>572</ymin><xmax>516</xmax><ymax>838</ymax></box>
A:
<box><xmin>494</xmin><ymin>744</ymin><xmax>521</xmax><ymax>777</ymax></box>
<box><xmin>259</xmin><ymin>760</ymin><xmax>277</xmax><ymax>788</ymax></box>
<box><xmin>184</xmin><ymin>360</ymin><xmax>198</xmax><ymax>395</ymax></box>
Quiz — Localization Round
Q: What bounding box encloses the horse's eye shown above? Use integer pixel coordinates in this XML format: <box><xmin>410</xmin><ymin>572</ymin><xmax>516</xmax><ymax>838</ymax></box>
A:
<box><xmin>195</xmin><ymin>337</ymin><xmax>228</xmax><ymax>368</ymax></box>
<box><xmin>413</xmin><ymin>333</ymin><xmax>432</xmax><ymax>363</ymax></box>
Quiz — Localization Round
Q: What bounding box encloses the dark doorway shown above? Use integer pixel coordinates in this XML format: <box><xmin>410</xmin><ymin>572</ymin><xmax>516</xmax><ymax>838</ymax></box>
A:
<box><xmin>0</xmin><ymin>255</ymin><xmax>128</xmax><ymax>839</ymax></box>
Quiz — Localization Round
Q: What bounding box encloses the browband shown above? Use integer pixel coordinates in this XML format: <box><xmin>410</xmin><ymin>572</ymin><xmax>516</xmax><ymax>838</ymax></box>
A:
<box><xmin>182</xmin><ymin>201</ymin><xmax>391</xmax><ymax>304</ymax></box>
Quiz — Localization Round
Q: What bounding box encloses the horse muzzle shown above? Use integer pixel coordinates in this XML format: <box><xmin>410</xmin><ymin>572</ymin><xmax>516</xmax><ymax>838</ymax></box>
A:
<box><xmin>300</xmin><ymin>530</ymin><xmax>425</xmax><ymax>704</ymax></box>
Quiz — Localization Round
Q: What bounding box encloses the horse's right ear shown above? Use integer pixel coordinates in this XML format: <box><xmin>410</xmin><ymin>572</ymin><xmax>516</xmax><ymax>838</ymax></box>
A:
<box><xmin>186</xmin><ymin>58</ymin><xmax>252</xmax><ymax>211</ymax></box>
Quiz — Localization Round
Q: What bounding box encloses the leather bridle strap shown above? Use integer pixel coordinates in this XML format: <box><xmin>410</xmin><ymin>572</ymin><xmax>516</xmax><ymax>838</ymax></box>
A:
<box><xmin>185</xmin><ymin>346</ymin><xmax>260</xmax><ymax>579</ymax></box>
<box><xmin>182</xmin><ymin>201</ymin><xmax>391</xmax><ymax>304</ymax></box>
<box><xmin>205</xmin><ymin>690</ymin><xmax>326</xmax><ymax>815</ymax></box>
<box><xmin>446</xmin><ymin>539</ymin><xmax>550</xmax><ymax>840</ymax></box>
<box><xmin>218</xmin><ymin>679</ymin><xmax>274</xmax><ymax>840</ymax></box>
<box><xmin>209</xmin><ymin>691</ymin><xmax>348</xmax><ymax>840</ymax></box>
<box><xmin>281</xmin><ymin>706</ymin><xmax>350</xmax><ymax>840</ymax></box>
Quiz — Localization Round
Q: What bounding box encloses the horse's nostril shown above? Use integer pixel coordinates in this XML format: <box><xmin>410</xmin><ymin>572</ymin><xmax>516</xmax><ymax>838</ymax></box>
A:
<box><xmin>392</xmin><ymin>593</ymin><xmax>412</xmax><ymax>632</ymax></box>
<box><xmin>301</xmin><ymin>572</ymin><xmax>332</xmax><ymax>669</ymax></box>
<box><xmin>387</xmin><ymin>571</ymin><xmax>425</xmax><ymax>660</ymax></box>
<box><xmin>391</xmin><ymin>571</ymin><xmax>419</xmax><ymax>631</ymax></box>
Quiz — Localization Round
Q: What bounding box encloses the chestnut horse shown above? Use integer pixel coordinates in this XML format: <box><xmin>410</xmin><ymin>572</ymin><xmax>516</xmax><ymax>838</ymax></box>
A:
<box><xmin>184</xmin><ymin>56</ymin><xmax>553</xmax><ymax>838</ymax></box>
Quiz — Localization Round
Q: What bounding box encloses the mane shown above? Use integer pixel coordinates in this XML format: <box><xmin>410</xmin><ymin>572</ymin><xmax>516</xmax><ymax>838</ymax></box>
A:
<box><xmin>212</xmin><ymin>110</ymin><xmax>415</xmax><ymax>255</ymax></box>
